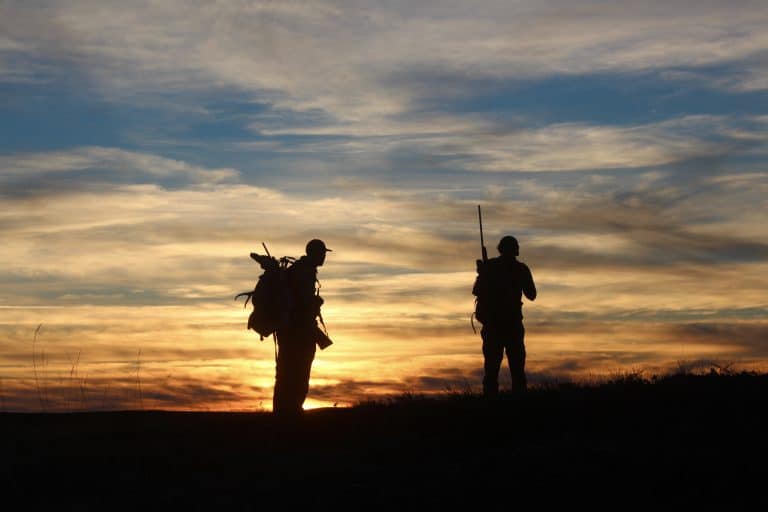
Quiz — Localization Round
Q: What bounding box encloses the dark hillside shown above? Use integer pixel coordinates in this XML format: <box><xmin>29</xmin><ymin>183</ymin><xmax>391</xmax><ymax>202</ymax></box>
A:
<box><xmin>3</xmin><ymin>372</ymin><xmax>766</xmax><ymax>509</ymax></box>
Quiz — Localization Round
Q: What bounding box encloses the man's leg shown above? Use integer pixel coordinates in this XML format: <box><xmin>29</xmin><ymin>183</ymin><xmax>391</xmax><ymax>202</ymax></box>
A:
<box><xmin>273</xmin><ymin>341</ymin><xmax>296</xmax><ymax>415</ymax></box>
<box><xmin>273</xmin><ymin>330</ymin><xmax>316</xmax><ymax>415</ymax></box>
<box><xmin>294</xmin><ymin>341</ymin><xmax>316</xmax><ymax>410</ymax></box>
<box><xmin>505</xmin><ymin>324</ymin><xmax>527</xmax><ymax>393</ymax></box>
<box><xmin>481</xmin><ymin>326</ymin><xmax>504</xmax><ymax>397</ymax></box>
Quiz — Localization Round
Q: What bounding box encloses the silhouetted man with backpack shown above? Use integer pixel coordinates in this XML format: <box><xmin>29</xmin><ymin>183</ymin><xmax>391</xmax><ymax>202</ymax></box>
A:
<box><xmin>273</xmin><ymin>239</ymin><xmax>332</xmax><ymax>416</ymax></box>
<box><xmin>473</xmin><ymin>235</ymin><xmax>536</xmax><ymax>396</ymax></box>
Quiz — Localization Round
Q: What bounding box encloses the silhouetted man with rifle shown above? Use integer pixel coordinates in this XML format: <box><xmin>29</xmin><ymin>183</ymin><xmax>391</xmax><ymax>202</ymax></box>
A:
<box><xmin>473</xmin><ymin>207</ymin><xmax>537</xmax><ymax>396</ymax></box>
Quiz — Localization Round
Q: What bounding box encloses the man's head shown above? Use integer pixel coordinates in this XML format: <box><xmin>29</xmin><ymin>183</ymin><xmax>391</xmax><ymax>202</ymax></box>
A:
<box><xmin>497</xmin><ymin>235</ymin><xmax>519</xmax><ymax>257</ymax></box>
<box><xmin>306</xmin><ymin>238</ymin><xmax>332</xmax><ymax>266</ymax></box>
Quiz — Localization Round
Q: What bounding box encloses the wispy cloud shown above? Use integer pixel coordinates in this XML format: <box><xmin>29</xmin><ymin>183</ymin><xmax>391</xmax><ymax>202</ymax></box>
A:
<box><xmin>3</xmin><ymin>1</ymin><xmax>767</xmax><ymax>113</ymax></box>
<box><xmin>0</xmin><ymin>146</ymin><xmax>239</xmax><ymax>190</ymax></box>
<box><xmin>380</xmin><ymin>115</ymin><xmax>764</xmax><ymax>172</ymax></box>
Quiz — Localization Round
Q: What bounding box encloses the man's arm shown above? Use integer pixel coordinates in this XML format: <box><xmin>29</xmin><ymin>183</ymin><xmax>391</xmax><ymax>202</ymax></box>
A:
<box><xmin>522</xmin><ymin>263</ymin><xmax>536</xmax><ymax>301</ymax></box>
<box><xmin>290</xmin><ymin>261</ymin><xmax>321</xmax><ymax>320</ymax></box>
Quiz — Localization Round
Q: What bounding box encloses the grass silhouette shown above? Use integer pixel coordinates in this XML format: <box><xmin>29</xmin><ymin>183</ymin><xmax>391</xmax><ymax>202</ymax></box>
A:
<box><xmin>1</xmin><ymin>368</ymin><xmax>765</xmax><ymax>508</ymax></box>
<box><xmin>31</xmin><ymin>324</ymin><xmax>46</xmax><ymax>411</ymax></box>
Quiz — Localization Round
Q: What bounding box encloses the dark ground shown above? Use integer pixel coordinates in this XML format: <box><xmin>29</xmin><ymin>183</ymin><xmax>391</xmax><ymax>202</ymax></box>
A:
<box><xmin>2</xmin><ymin>372</ymin><xmax>766</xmax><ymax>509</ymax></box>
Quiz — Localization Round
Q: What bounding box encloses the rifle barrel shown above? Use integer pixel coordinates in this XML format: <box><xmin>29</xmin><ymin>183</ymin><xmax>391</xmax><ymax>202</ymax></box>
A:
<box><xmin>478</xmin><ymin>205</ymin><xmax>484</xmax><ymax>248</ymax></box>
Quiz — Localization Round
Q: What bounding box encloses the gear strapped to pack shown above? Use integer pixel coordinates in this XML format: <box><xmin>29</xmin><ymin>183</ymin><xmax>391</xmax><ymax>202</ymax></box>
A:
<box><xmin>236</xmin><ymin>244</ymin><xmax>332</xmax><ymax>350</ymax></box>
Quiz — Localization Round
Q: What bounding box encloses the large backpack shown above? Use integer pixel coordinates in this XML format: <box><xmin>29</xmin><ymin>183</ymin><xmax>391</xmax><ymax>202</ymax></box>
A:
<box><xmin>235</xmin><ymin>252</ymin><xmax>295</xmax><ymax>340</ymax></box>
<box><xmin>471</xmin><ymin>258</ymin><xmax>526</xmax><ymax>331</ymax></box>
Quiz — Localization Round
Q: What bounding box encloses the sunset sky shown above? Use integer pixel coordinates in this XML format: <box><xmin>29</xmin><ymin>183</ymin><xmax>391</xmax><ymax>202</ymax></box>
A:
<box><xmin>1</xmin><ymin>1</ymin><xmax>767</xmax><ymax>411</ymax></box>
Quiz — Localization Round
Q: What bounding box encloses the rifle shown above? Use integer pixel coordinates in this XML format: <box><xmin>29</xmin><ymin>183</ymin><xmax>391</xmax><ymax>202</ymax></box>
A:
<box><xmin>477</xmin><ymin>205</ymin><xmax>488</xmax><ymax>273</ymax></box>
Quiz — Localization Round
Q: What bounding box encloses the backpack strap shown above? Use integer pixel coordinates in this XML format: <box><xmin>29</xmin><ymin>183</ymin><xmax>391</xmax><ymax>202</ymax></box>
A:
<box><xmin>318</xmin><ymin>310</ymin><xmax>329</xmax><ymax>336</ymax></box>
